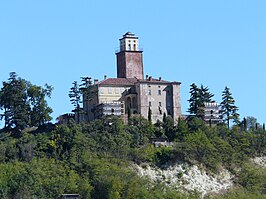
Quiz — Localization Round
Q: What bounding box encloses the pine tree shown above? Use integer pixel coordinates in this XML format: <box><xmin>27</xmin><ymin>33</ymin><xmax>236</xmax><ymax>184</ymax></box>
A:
<box><xmin>220</xmin><ymin>86</ymin><xmax>239</xmax><ymax>128</ymax></box>
<box><xmin>188</xmin><ymin>83</ymin><xmax>199</xmax><ymax>115</ymax></box>
<box><xmin>69</xmin><ymin>81</ymin><xmax>82</xmax><ymax>123</ymax></box>
<box><xmin>188</xmin><ymin>83</ymin><xmax>214</xmax><ymax>119</ymax></box>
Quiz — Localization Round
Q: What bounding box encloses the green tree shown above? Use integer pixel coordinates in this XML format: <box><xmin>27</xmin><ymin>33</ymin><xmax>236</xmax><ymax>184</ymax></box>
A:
<box><xmin>176</xmin><ymin>117</ymin><xmax>189</xmax><ymax>141</ymax></box>
<box><xmin>163</xmin><ymin>116</ymin><xmax>175</xmax><ymax>141</ymax></box>
<box><xmin>188</xmin><ymin>83</ymin><xmax>214</xmax><ymax>118</ymax></box>
<box><xmin>220</xmin><ymin>86</ymin><xmax>239</xmax><ymax>128</ymax></box>
<box><xmin>245</xmin><ymin>116</ymin><xmax>257</xmax><ymax>131</ymax></box>
<box><xmin>0</xmin><ymin>72</ymin><xmax>53</xmax><ymax>132</ymax></box>
<box><xmin>28</xmin><ymin>84</ymin><xmax>53</xmax><ymax>126</ymax></box>
<box><xmin>69</xmin><ymin>81</ymin><xmax>81</xmax><ymax>123</ymax></box>
<box><xmin>148</xmin><ymin>107</ymin><xmax>152</xmax><ymax>124</ymax></box>
<box><xmin>188</xmin><ymin>83</ymin><xmax>199</xmax><ymax>115</ymax></box>
<box><xmin>0</xmin><ymin>72</ymin><xmax>30</xmax><ymax>130</ymax></box>
<box><xmin>199</xmin><ymin>84</ymin><xmax>214</xmax><ymax>103</ymax></box>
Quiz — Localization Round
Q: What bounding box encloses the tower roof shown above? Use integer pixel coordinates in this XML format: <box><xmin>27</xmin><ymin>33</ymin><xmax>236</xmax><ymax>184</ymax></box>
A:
<box><xmin>122</xmin><ymin>32</ymin><xmax>138</xmax><ymax>39</ymax></box>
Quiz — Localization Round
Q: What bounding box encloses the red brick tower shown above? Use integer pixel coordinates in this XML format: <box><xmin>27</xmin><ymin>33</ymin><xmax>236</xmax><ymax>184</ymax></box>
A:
<box><xmin>116</xmin><ymin>32</ymin><xmax>144</xmax><ymax>80</ymax></box>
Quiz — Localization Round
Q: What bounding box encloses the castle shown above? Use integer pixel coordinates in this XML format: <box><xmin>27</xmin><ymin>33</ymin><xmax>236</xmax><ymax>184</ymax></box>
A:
<box><xmin>79</xmin><ymin>32</ymin><xmax>182</xmax><ymax>123</ymax></box>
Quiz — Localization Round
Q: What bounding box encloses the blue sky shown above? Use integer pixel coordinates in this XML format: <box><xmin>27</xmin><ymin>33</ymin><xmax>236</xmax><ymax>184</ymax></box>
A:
<box><xmin>1</xmin><ymin>0</ymin><xmax>266</xmax><ymax>126</ymax></box>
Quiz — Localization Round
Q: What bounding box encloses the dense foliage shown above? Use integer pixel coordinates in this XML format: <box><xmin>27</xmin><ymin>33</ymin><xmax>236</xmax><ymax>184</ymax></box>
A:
<box><xmin>0</xmin><ymin>72</ymin><xmax>53</xmax><ymax>133</ymax></box>
<box><xmin>0</xmin><ymin>115</ymin><xmax>265</xmax><ymax>198</ymax></box>
<box><xmin>188</xmin><ymin>83</ymin><xmax>214</xmax><ymax>118</ymax></box>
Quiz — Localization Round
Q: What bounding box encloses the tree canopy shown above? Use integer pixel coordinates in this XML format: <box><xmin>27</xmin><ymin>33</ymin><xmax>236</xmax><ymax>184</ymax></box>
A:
<box><xmin>0</xmin><ymin>72</ymin><xmax>53</xmax><ymax>133</ymax></box>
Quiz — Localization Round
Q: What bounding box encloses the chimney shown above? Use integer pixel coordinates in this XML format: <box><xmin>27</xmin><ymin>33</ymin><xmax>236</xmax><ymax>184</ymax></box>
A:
<box><xmin>159</xmin><ymin>77</ymin><xmax>162</xmax><ymax>81</ymax></box>
<box><xmin>104</xmin><ymin>75</ymin><xmax>107</xmax><ymax>80</ymax></box>
<box><xmin>149</xmin><ymin>76</ymin><xmax>152</xmax><ymax>81</ymax></box>
<box><xmin>94</xmin><ymin>79</ymin><xmax>99</xmax><ymax>85</ymax></box>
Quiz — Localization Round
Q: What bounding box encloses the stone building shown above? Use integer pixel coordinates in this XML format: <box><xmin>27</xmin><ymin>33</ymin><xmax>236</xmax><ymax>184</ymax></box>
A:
<box><xmin>81</xmin><ymin>32</ymin><xmax>182</xmax><ymax>123</ymax></box>
<box><xmin>203</xmin><ymin>102</ymin><xmax>222</xmax><ymax>125</ymax></box>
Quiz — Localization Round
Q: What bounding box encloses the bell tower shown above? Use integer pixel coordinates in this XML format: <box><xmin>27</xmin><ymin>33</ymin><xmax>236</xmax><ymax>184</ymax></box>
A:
<box><xmin>116</xmin><ymin>32</ymin><xmax>144</xmax><ymax>79</ymax></box>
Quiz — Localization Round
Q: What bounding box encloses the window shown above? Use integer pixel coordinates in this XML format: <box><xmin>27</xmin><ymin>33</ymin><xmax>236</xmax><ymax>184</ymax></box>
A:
<box><xmin>108</xmin><ymin>88</ymin><xmax>112</xmax><ymax>94</ymax></box>
<box><xmin>159</xmin><ymin>102</ymin><xmax>162</xmax><ymax>107</ymax></box>
<box><xmin>148</xmin><ymin>90</ymin><xmax>151</xmax><ymax>95</ymax></box>
<box><xmin>158</xmin><ymin>90</ymin><xmax>161</xmax><ymax>95</ymax></box>
<box><xmin>100</xmin><ymin>88</ymin><xmax>104</xmax><ymax>94</ymax></box>
<box><xmin>167</xmin><ymin>107</ymin><xmax>171</xmax><ymax>115</ymax></box>
<box><xmin>149</xmin><ymin>101</ymin><xmax>152</xmax><ymax>107</ymax></box>
<box><xmin>115</xmin><ymin>88</ymin><xmax>119</xmax><ymax>94</ymax></box>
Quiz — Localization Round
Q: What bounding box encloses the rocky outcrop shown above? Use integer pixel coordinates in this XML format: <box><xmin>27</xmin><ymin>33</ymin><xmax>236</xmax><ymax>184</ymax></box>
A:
<box><xmin>251</xmin><ymin>156</ymin><xmax>266</xmax><ymax>168</ymax></box>
<box><xmin>133</xmin><ymin>163</ymin><xmax>234</xmax><ymax>197</ymax></box>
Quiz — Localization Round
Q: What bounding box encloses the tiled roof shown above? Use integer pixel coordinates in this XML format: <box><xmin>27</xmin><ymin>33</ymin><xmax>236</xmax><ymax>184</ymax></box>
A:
<box><xmin>97</xmin><ymin>77</ymin><xmax>180</xmax><ymax>86</ymax></box>
<box><xmin>97</xmin><ymin>78</ymin><xmax>138</xmax><ymax>86</ymax></box>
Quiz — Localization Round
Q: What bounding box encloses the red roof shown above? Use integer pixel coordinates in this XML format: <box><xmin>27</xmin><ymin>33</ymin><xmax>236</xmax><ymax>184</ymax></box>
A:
<box><xmin>97</xmin><ymin>77</ymin><xmax>180</xmax><ymax>86</ymax></box>
<box><xmin>97</xmin><ymin>78</ymin><xmax>138</xmax><ymax>86</ymax></box>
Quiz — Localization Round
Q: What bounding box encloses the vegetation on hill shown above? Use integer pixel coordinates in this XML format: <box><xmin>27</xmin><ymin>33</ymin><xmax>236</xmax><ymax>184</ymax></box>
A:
<box><xmin>0</xmin><ymin>74</ymin><xmax>265</xmax><ymax>198</ymax></box>
<box><xmin>0</xmin><ymin>115</ymin><xmax>264</xmax><ymax>198</ymax></box>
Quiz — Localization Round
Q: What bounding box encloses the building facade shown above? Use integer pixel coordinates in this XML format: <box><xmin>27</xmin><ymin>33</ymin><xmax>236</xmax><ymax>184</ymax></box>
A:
<box><xmin>81</xmin><ymin>32</ymin><xmax>182</xmax><ymax>123</ymax></box>
<box><xmin>203</xmin><ymin>102</ymin><xmax>222</xmax><ymax>125</ymax></box>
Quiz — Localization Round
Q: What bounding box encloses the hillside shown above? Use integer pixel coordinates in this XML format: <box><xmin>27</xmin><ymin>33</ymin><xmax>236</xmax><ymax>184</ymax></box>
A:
<box><xmin>0</xmin><ymin>116</ymin><xmax>265</xmax><ymax>198</ymax></box>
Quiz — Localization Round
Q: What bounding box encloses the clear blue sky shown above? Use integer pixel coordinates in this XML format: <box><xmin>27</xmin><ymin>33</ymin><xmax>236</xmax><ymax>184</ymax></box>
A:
<box><xmin>1</xmin><ymin>0</ymin><xmax>266</xmax><ymax>127</ymax></box>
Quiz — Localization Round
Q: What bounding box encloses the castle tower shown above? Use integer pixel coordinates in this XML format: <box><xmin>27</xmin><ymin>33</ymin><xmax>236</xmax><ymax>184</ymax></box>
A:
<box><xmin>116</xmin><ymin>32</ymin><xmax>144</xmax><ymax>79</ymax></box>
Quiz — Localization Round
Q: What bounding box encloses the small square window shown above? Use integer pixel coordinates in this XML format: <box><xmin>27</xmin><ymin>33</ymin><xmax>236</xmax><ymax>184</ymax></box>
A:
<box><xmin>149</xmin><ymin>101</ymin><xmax>152</xmax><ymax>107</ymax></box>
<box><xmin>148</xmin><ymin>90</ymin><xmax>151</xmax><ymax>95</ymax></box>
<box><xmin>158</xmin><ymin>90</ymin><xmax>161</xmax><ymax>95</ymax></box>
<box><xmin>159</xmin><ymin>102</ymin><xmax>162</xmax><ymax>107</ymax></box>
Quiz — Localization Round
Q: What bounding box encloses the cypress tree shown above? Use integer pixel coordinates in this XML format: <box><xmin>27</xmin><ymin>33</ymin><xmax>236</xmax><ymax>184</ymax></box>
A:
<box><xmin>148</xmin><ymin>107</ymin><xmax>152</xmax><ymax>124</ymax></box>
